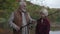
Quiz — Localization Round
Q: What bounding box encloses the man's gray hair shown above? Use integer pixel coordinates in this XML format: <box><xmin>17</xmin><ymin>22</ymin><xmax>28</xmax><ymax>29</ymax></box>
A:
<box><xmin>19</xmin><ymin>0</ymin><xmax>26</xmax><ymax>5</ymax></box>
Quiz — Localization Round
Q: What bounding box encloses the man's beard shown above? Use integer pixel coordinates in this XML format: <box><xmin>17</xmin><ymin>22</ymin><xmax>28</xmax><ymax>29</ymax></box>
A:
<box><xmin>21</xmin><ymin>9</ymin><xmax>26</xmax><ymax>13</ymax></box>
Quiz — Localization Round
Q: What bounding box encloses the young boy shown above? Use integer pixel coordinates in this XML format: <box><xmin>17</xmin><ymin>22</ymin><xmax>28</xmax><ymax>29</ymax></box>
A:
<box><xmin>36</xmin><ymin>8</ymin><xmax>50</xmax><ymax>34</ymax></box>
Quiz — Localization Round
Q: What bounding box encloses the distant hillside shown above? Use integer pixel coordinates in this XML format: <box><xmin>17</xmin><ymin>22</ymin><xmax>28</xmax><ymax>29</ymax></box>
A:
<box><xmin>0</xmin><ymin>1</ymin><xmax>60</xmax><ymax>22</ymax></box>
<box><xmin>26</xmin><ymin>1</ymin><xmax>60</xmax><ymax>22</ymax></box>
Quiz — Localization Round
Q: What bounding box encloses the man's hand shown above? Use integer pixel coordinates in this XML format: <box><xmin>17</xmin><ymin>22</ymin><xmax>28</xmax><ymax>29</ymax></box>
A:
<box><xmin>14</xmin><ymin>25</ymin><xmax>20</xmax><ymax>31</ymax></box>
<box><xmin>9</xmin><ymin>22</ymin><xmax>20</xmax><ymax>31</ymax></box>
<box><xmin>31</xmin><ymin>20</ymin><xmax>37</xmax><ymax>24</ymax></box>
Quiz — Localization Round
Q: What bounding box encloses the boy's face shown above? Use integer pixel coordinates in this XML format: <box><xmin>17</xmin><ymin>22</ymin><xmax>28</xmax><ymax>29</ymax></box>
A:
<box><xmin>40</xmin><ymin>12</ymin><xmax>45</xmax><ymax>18</ymax></box>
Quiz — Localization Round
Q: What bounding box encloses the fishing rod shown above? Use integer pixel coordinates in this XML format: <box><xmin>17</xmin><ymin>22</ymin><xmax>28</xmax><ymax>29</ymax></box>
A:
<box><xmin>20</xmin><ymin>10</ymin><xmax>60</xmax><ymax>29</ymax></box>
<box><xmin>48</xmin><ymin>10</ymin><xmax>60</xmax><ymax>16</ymax></box>
<box><xmin>20</xmin><ymin>23</ymin><xmax>33</xmax><ymax>29</ymax></box>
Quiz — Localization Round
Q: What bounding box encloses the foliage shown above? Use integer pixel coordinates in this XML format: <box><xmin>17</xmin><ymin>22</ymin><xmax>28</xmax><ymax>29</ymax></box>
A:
<box><xmin>0</xmin><ymin>0</ymin><xmax>60</xmax><ymax>23</ymax></box>
<box><xmin>0</xmin><ymin>0</ymin><xmax>19</xmax><ymax>19</ymax></box>
<box><xmin>26</xmin><ymin>1</ymin><xmax>41</xmax><ymax>19</ymax></box>
<box><xmin>0</xmin><ymin>0</ymin><xmax>19</xmax><ymax>30</ymax></box>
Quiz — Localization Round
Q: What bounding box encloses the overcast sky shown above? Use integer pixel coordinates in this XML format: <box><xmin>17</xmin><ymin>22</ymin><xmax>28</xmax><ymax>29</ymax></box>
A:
<box><xmin>26</xmin><ymin>0</ymin><xmax>60</xmax><ymax>8</ymax></box>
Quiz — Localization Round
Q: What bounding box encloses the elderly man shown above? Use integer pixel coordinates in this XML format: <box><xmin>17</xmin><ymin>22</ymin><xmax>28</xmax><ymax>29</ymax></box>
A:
<box><xmin>9</xmin><ymin>0</ymin><xmax>35</xmax><ymax>34</ymax></box>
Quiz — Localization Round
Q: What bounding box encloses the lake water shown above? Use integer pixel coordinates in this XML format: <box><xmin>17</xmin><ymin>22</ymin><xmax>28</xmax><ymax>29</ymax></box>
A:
<box><xmin>50</xmin><ymin>31</ymin><xmax>60</xmax><ymax>34</ymax></box>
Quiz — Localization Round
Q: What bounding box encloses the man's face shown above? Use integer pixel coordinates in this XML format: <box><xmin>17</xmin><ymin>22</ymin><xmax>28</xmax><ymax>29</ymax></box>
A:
<box><xmin>20</xmin><ymin>3</ymin><xmax>26</xmax><ymax>12</ymax></box>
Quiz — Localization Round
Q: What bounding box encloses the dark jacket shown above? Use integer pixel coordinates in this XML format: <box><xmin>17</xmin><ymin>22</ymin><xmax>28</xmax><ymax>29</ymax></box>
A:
<box><xmin>36</xmin><ymin>18</ymin><xmax>50</xmax><ymax>34</ymax></box>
